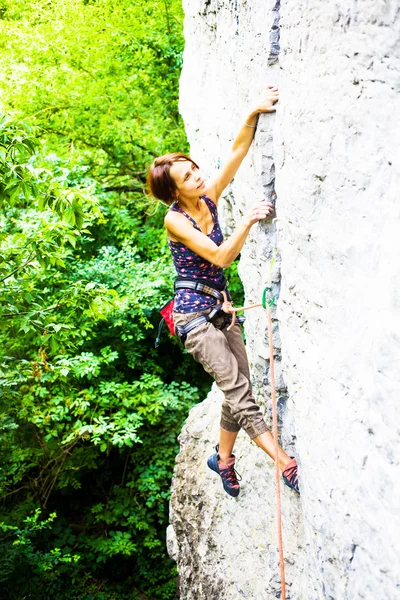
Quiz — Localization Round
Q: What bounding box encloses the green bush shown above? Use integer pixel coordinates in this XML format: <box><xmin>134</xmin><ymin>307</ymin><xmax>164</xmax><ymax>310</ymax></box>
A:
<box><xmin>0</xmin><ymin>2</ymin><xmax>244</xmax><ymax>597</ymax></box>
<box><xmin>0</xmin><ymin>2</ymin><xmax>210</xmax><ymax>596</ymax></box>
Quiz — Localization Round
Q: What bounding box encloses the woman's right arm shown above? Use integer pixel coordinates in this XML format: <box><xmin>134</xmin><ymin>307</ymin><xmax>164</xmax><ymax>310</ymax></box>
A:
<box><xmin>164</xmin><ymin>200</ymin><xmax>273</xmax><ymax>268</ymax></box>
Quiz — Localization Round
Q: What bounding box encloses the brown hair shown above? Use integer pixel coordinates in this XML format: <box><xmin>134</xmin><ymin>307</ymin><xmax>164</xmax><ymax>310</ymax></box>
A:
<box><xmin>146</xmin><ymin>152</ymin><xmax>200</xmax><ymax>205</ymax></box>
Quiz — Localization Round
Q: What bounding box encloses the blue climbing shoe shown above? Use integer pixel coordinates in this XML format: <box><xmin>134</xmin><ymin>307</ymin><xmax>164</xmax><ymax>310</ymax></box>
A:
<box><xmin>282</xmin><ymin>457</ymin><xmax>300</xmax><ymax>494</ymax></box>
<box><xmin>207</xmin><ymin>445</ymin><xmax>241</xmax><ymax>498</ymax></box>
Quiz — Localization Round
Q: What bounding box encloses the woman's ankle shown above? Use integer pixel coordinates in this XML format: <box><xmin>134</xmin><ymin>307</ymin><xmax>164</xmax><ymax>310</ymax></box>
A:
<box><xmin>218</xmin><ymin>451</ymin><xmax>233</xmax><ymax>463</ymax></box>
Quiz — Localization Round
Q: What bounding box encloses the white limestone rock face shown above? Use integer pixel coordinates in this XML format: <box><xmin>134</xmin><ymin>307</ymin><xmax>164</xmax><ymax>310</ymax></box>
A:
<box><xmin>169</xmin><ymin>0</ymin><xmax>400</xmax><ymax>599</ymax></box>
<box><xmin>275</xmin><ymin>2</ymin><xmax>400</xmax><ymax>599</ymax></box>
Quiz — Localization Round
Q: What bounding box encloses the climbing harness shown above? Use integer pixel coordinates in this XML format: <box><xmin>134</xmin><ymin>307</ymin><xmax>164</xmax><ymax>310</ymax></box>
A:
<box><xmin>155</xmin><ymin>277</ymin><xmax>245</xmax><ymax>347</ymax></box>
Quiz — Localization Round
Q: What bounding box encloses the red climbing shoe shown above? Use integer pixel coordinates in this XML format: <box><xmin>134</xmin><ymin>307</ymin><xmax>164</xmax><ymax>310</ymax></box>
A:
<box><xmin>282</xmin><ymin>457</ymin><xmax>300</xmax><ymax>495</ymax></box>
<box><xmin>207</xmin><ymin>445</ymin><xmax>242</xmax><ymax>498</ymax></box>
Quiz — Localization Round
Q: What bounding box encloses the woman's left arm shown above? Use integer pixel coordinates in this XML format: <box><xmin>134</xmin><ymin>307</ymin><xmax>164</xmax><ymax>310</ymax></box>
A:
<box><xmin>206</xmin><ymin>86</ymin><xmax>279</xmax><ymax>204</ymax></box>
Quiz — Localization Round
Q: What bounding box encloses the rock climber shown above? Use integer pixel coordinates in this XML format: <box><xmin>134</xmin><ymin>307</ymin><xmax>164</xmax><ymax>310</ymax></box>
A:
<box><xmin>147</xmin><ymin>86</ymin><xmax>299</xmax><ymax>497</ymax></box>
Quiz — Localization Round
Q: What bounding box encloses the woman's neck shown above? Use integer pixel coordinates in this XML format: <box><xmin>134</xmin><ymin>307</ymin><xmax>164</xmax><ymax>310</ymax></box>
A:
<box><xmin>177</xmin><ymin>195</ymin><xmax>203</xmax><ymax>212</ymax></box>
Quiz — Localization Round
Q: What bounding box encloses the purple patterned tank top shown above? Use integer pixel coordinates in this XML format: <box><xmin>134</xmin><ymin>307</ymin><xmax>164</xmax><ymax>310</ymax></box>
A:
<box><xmin>168</xmin><ymin>195</ymin><xmax>226</xmax><ymax>313</ymax></box>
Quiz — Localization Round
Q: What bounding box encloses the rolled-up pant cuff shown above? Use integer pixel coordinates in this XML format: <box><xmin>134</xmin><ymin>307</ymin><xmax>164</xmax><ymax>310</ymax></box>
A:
<box><xmin>246</xmin><ymin>421</ymin><xmax>269</xmax><ymax>440</ymax></box>
<box><xmin>220</xmin><ymin>419</ymin><xmax>269</xmax><ymax>439</ymax></box>
<box><xmin>220</xmin><ymin>418</ymin><xmax>241</xmax><ymax>433</ymax></box>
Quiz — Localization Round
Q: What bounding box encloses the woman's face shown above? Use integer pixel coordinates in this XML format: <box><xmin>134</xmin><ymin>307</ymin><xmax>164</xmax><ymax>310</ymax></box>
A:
<box><xmin>170</xmin><ymin>160</ymin><xmax>205</xmax><ymax>200</ymax></box>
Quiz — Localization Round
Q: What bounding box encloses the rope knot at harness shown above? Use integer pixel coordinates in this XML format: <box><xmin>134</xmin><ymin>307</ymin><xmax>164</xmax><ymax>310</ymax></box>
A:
<box><xmin>220</xmin><ymin>290</ymin><xmax>265</xmax><ymax>330</ymax></box>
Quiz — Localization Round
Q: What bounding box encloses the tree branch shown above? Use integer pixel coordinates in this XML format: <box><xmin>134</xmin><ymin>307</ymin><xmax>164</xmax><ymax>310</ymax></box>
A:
<box><xmin>1</xmin><ymin>253</ymin><xmax>37</xmax><ymax>283</ymax></box>
<box><xmin>26</xmin><ymin>105</ymin><xmax>70</xmax><ymax>120</ymax></box>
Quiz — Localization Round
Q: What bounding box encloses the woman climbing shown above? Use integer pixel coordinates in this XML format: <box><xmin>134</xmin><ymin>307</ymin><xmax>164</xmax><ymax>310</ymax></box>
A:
<box><xmin>147</xmin><ymin>86</ymin><xmax>299</xmax><ymax>497</ymax></box>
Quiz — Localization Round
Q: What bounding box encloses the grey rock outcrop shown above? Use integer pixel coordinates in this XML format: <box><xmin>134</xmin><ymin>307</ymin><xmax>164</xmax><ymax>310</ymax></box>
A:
<box><xmin>167</xmin><ymin>1</ymin><xmax>400</xmax><ymax>599</ymax></box>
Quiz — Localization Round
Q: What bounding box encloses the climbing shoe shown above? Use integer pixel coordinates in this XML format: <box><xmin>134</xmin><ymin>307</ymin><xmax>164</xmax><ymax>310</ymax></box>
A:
<box><xmin>282</xmin><ymin>457</ymin><xmax>300</xmax><ymax>495</ymax></box>
<box><xmin>207</xmin><ymin>445</ymin><xmax>241</xmax><ymax>498</ymax></box>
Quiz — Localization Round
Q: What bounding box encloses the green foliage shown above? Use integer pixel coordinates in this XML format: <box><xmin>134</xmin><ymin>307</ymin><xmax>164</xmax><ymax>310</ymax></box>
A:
<box><xmin>225</xmin><ymin>259</ymin><xmax>244</xmax><ymax>308</ymax></box>
<box><xmin>0</xmin><ymin>118</ymin><xmax>201</xmax><ymax>597</ymax></box>
<box><xmin>0</xmin><ymin>0</ymin><xmax>244</xmax><ymax>596</ymax></box>
<box><xmin>0</xmin><ymin>1</ymin><xmax>206</xmax><ymax>598</ymax></box>
<box><xmin>0</xmin><ymin>509</ymin><xmax>81</xmax><ymax>595</ymax></box>
<box><xmin>0</xmin><ymin>0</ymin><xmax>188</xmax><ymax>191</ymax></box>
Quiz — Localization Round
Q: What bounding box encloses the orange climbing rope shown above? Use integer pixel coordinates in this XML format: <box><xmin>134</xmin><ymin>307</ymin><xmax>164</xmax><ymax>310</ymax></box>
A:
<box><xmin>263</xmin><ymin>287</ymin><xmax>286</xmax><ymax>600</ymax></box>
<box><xmin>221</xmin><ymin>286</ymin><xmax>287</xmax><ymax>599</ymax></box>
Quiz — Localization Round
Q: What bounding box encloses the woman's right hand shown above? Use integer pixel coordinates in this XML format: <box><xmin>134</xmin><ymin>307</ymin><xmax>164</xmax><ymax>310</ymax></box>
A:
<box><xmin>243</xmin><ymin>200</ymin><xmax>275</xmax><ymax>226</ymax></box>
<box><xmin>250</xmin><ymin>86</ymin><xmax>279</xmax><ymax>115</ymax></box>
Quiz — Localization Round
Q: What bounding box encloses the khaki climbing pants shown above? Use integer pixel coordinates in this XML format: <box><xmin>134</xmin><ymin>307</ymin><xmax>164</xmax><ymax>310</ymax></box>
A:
<box><xmin>173</xmin><ymin>309</ymin><xmax>268</xmax><ymax>440</ymax></box>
